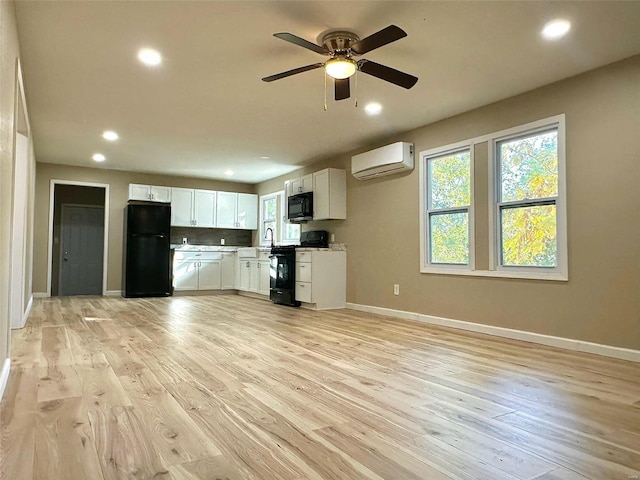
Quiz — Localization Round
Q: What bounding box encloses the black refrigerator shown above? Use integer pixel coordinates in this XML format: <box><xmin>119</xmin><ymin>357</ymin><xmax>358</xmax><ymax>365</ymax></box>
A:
<box><xmin>122</xmin><ymin>202</ymin><xmax>172</xmax><ymax>298</ymax></box>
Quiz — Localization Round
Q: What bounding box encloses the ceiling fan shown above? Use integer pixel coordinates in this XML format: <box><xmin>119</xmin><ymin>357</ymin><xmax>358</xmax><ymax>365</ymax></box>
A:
<box><xmin>262</xmin><ymin>25</ymin><xmax>418</xmax><ymax>101</ymax></box>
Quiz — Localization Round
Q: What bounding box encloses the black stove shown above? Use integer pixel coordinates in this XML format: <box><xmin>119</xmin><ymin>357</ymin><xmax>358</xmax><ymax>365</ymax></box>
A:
<box><xmin>269</xmin><ymin>230</ymin><xmax>328</xmax><ymax>307</ymax></box>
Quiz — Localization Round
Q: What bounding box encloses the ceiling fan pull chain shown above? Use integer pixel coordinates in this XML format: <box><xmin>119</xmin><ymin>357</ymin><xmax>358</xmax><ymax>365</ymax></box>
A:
<box><xmin>323</xmin><ymin>70</ymin><xmax>328</xmax><ymax>111</ymax></box>
<box><xmin>354</xmin><ymin>70</ymin><xmax>358</xmax><ymax>108</ymax></box>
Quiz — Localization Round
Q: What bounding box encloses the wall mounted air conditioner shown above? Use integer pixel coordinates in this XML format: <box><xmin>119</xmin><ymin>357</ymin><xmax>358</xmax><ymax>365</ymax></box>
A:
<box><xmin>351</xmin><ymin>142</ymin><xmax>414</xmax><ymax>180</ymax></box>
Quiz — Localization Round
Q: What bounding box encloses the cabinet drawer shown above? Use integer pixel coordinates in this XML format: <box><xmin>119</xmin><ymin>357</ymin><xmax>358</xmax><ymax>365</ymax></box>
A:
<box><xmin>295</xmin><ymin>281</ymin><xmax>312</xmax><ymax>303</ymax></box>
<box><xmin>296</xmin><ymin>262</ymin><xmax>312</xmax><ymax>282</ymax></box>
<box><xmin>296</xmin><ymin>252</ymin><xmax>313</xmax><ymax>263</ymax></box>
<box><xmin>174</xmin><ymin>251</ymin><xmax>222</xmax><ymax>261</ymax></box>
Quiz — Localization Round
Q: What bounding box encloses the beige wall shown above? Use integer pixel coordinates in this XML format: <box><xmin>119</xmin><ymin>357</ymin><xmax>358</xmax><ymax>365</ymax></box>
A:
<box><xmin>1</xmin><ymin>1</ymin><xmax>36</xmax><ymax>366</ymax></box>
<box><xmin>33</xmin><ymin>163</ymin><xmax>255</xmax><ymax>294</ymax></box>
<box><xmin>257</xmin><ymin>56</ymin><xmax>640</xmax><ymax>350</ymax></box>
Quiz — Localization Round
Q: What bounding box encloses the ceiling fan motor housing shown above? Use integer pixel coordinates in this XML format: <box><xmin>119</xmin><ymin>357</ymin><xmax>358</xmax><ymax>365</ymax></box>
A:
<box><xmin>320</xmin><ymin>31</ymin><xmax>361</xmax><ymax>56</ymax></box>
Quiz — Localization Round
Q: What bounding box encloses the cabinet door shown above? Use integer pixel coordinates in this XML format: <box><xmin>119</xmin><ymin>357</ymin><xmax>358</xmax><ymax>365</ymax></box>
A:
<box><xmin>174</xmin><ymin>261</ymin><xmax>198</xmax><ymax>290</ymax></box>
<box><xmin>150</xmin><ymin>186</ymin><xmax>172</xmax><ymax>203</ymax></box>
<box><xmin>239</xmin><ymin>260</ymin><xmax>251</xmax><ymax>291</ymax></box>
<box><xmin>258</xmin><ymin>260</ymin><xmax>271</xmax><ymax>296</ymax></box>
<box><xmin>194</xmin><ymin>190</ymin><xmax>216</xmax><ymax>227</ymax></box>
<box><xmin>171</xmin><ymin>188</ymin><xmax>194</xmax><ymax>226</ymax></box>
<box><xmin>248</xmin><ymin>260</ymin><xmax>260</xmax><ymax>292</ymax></box>
<box><xmin>237</xmin><ymin>193</ymin><xmax>258</xmax><ymax>230</ymax></box>
<box><xmin>284</xmin><ymin>180</ymin><xmax>294</xmax><ymax>199</ymax></box>
<box><xmin>216</xmin><ymin>192</ymin><xmax>238</xmax><ymax>228</ymax></box>
<box><xmin>129</xmin><ymin>184</ymin><xmax>150</xmax><ymax>201</ymax></box>
<box><xmin>312</xmin><ymin>169</ymin><xmax>330</xmax><ymax>220</ymax></box>
<box><xmin>198</xmin><ymin>261</ymin><xmax>221</xmax><ymax>290</ymax></box>
<box><xmin>301</xmin><ymin>174</ymin><xmax>314</xmax><ymax>193</ymax></box>
<box><xmin>221</xmin><ymin>254</ymin><xmax>235</xmax><ymax>289</ymax></box>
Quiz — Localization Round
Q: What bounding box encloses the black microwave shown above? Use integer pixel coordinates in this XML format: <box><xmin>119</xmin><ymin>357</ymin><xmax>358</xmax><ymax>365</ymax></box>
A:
<box><xmin>287</xmin><ymin>192</ymin><xmax>313</xmax><ymax>222</ymax></box>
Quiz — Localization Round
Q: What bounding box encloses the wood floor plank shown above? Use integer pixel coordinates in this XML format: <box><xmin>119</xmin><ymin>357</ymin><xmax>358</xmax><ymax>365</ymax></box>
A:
<box><xmin>34</xmin><ymin>397</ymin><xmax>104</xmax><ymax>480</ymax></box>
<box><xmin>89</xmin><ymin>405</ymin><xmax>170</xmax><ymax>480</ymax></box>
<box><xmin>0</xmin><ymin>366</ymin><xmax>38</xmax><ymax>480</ymax></box>
<box><xmin>2</xmin><ymin>295</ymin><xmax>639</xmax><ymax>480</ymax></box>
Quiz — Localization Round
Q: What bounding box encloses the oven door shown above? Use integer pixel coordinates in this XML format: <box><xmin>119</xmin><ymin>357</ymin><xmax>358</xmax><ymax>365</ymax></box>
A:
<box><xmin>269</xmin><ymin>251</ymin><xmax>300</xmax><ymax>307</ymax></box>
<box><xmin>269</xmin><ymin>253</ymin><xmax>293</xmax><ymax>290</ymax></box>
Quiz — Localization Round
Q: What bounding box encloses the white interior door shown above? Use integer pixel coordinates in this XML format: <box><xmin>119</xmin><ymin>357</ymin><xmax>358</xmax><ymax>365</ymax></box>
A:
<box><xmin>59</xmin><ymin>205</ymin><xmax>104</xmax><ymax>296</ymax></box>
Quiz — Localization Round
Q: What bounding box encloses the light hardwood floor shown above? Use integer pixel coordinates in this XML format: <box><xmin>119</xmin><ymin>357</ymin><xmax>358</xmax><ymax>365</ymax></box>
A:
<box><xmin>1</xmin><ymin>295</ymin><xmax>639</xmax><ymax>479</ymax></box>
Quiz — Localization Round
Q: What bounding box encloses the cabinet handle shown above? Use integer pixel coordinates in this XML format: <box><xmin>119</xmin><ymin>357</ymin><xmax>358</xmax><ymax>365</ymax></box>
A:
<box><xmin>299</xmin><ymin>284</ymin><xmax>305</xmax><ymax>288</ymax></box>
<box><xmin>194</xmin><ymin>220</ymin><xmax>197</xmax><ymax>226</ymax></box>
<box><xmin>246</xmin><ymin>261</ymin><xmax>250</xmax><ymax>268</ymax></box>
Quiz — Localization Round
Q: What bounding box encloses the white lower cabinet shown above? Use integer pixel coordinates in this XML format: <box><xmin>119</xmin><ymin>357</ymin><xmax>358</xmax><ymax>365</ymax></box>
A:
<box><xmin>295</xmin><ymin>250</ymin><xmax>346</xmax><ymax>309</ymax></box>
<box><xmin>236</xmin><ymin>249</ymin><xmax>271</xmax><ymax>296</ymax></box>
<box><xmin>173</xmin><ymin>251</ymin><xmax>235</xmax><ymax>291</ymax></box>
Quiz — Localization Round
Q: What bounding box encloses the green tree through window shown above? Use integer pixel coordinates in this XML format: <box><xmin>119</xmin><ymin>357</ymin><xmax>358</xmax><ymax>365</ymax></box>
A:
<box><xmin>427</xmin><ymin>150</ymin><xmax>471</xmax><ymax>264</ymax></box>
<box><xmin>498</xmin><ymin>130</ymin><xmax>558</xmax><ymax>267</ymax></box>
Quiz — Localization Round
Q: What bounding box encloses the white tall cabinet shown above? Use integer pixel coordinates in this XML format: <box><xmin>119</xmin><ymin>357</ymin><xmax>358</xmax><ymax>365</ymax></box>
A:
<box><xmin>312</xmin><ymin>168</ymin><xmax>346</xmax><ymax>220</ymax></box>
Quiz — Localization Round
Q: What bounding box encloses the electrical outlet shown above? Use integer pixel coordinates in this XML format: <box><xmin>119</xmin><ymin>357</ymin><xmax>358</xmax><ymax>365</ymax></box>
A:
<box><xmin>330</xmin><ymin>233</ymin><xmax>335</xmax><ymax>242</ymax></box>
<box><xmin>182</xmin><ymin>237</ymin><xmax>188</xmax><ymax>245</ymax></box>
<box><xmin>393</xmin><ymin>284</ymin><xmax>400</xmax><ymax>295</ymax></box>
<box><xmin>220</xmin><ymin>238</ymin><xmax>225</xmax><ymax>245</ymax></box>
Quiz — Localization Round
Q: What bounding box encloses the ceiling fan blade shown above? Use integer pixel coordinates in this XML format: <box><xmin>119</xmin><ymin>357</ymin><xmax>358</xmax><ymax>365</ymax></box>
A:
<box><xmin>358</xmin><ymin>60</ymin><xmax>418</xmax><ymax>89</ymax></box>
<box><xmin>273</xmin><ymin>33</ymin><xmax>330</xmax><ymax>55</ymax></box>
<box><xmin>334</xmin><ymin>78</ymin><xmax>350</xmax><ymax>101</ymax></box>
<box><xmin>350</xmin><ymin>25</ymin><xmax>407</xmax><ymax>55</ymax></box>
<box><xmin>262</xmin><ymin>63</ymin><xmax>324</xmax><ymax>82</ymax></box>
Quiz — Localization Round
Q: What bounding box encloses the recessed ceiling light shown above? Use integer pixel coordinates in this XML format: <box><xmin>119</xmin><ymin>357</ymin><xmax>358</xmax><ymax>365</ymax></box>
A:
<box><xmin>92</xmin><ymin>153</ymin><xmax>106</xmax><ymax>162</ymax></box>
<box><xmin>102</xmin><ymin>130</ymin><xmax>118</xmax><ymax>141</ymax></box>
<box><xmin>225</xmin><ymin>170</ymin><xmax>234</xmax><ymax>176</ymax></box>
<box><xmin>364</xmin><ymin>102</ymin><xmax>382</xmax><ymax>116</ymax></box>
<box><xmin>541</xmin><ymin>19</ymin><xmax>571</xmax><ymax>40</ymax></box>
<box><xmin>138</xmin><ymin>48</ymin><xmax>162</xmax><ymax>66</ymax></box>
<box><xmin>260</xmin><ymin>156</ymin><xmax>271</xmax><ymax>160</ymax></box>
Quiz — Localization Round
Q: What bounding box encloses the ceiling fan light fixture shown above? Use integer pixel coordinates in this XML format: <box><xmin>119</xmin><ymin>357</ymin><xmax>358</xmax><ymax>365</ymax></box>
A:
<box><xmin>325</xmin><ymin>57</ymin><xmax>357</xmax><ymax>79</ymax></box>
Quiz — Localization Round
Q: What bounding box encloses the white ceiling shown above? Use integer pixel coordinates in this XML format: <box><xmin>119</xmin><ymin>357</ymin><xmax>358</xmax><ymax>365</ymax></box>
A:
<box><xmin>14</xmin><ymin>1</ymin><xmax>640</xmax><ymax>184</ymax></box>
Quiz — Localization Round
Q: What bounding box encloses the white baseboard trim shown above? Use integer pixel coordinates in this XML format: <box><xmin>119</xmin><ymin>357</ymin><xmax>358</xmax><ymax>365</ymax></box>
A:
<box><xmin>33</xmin><ymin>292</ymin><xmax>48</xmax><ymax>298</ymax></box>
<box><xmin>0</xmin><ymin>358</ymin><xmax>10</xmax><ymax>401</ymax></box>
<box><xmin>346</xmin><ymin>303</ymin><xmax>640</xmax><ymax>363</ymax></box>
<box><xmin>14</xmin><ymin>295</ymin><xmax>33</xmax><ymax>330</ymax></box>
<box><xmin>105</xmin><ymin>290</ymin><xmax>121</xmax><ymax>297</ymax></box>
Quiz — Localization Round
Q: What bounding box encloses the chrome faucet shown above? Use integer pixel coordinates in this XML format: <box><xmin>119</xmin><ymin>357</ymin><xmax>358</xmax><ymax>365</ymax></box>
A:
<box><xmin>265</xmin><ymin>227</ymin><xmax>275</xmax><ymax>248</ymax></box>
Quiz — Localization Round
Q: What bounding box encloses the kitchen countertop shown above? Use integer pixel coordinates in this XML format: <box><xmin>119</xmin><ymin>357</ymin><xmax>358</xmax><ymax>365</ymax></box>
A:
<box><xmin>171</xmin><ymin>245</ymin><xmax>240</xmax><ymax>252</ymax></box>
<box><xmin>171</xmin><ymin>244</ymin><xmax>346</xmax><ymax>252</ymax></box>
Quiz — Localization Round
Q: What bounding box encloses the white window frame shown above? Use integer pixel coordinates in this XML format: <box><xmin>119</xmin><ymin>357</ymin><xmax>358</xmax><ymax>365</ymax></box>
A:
<box><xmin>259</xmin><ymin>192</ymin><xmax>281</xmax><ymax>246</ymax></box>
<box><xmin>419</xmin><ymin>114</ymin><xmax>567</xmax><ymax>281</ymax></box>
<box><xmin>258</xmin><ymin>191</ymin><xmax>300</xmax><ymax>246</ymax></box>
<box><xmin>488</xmin><ymin>115</ymin><xmax>567</xmax><ymax>280</ymax></box>
<box><xmin>420</xmin><ymin>140</ymin><xmax>475</xmax><ymax>274</ymax></box>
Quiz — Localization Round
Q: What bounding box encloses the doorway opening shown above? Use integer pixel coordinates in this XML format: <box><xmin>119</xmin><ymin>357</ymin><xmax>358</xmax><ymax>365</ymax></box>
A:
<box><xmin>48</xmin><ymin>182</ymin><xmax>109</xmax><ymax>296</ymax></box>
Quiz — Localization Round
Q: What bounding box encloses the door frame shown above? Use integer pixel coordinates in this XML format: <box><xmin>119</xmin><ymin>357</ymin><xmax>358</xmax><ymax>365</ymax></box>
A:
<box><xmin>58</xmin><ymin>204</ymin><xmax>105</xmax><ymax>296</ymax></box>
<box><xmin>47</xmin><ymin>180</ymin><xmax>110</xmax><ymax>297</ymax></box>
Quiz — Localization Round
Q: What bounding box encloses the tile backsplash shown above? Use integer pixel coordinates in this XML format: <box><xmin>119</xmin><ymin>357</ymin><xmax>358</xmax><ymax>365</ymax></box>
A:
<box><xmin>171</xmin><ymin>227</ymin><xmax>252</xmax><ymax>246</ymax></box>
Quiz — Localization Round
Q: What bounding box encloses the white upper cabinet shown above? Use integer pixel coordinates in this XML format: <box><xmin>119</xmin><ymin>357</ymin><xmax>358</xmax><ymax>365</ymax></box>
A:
<box><xmin>237</xmin><ymin>193</ymin><xmax>258</xmax><ymax>229</ymax></box>
<box><xmin>287</xmin><ymin>174</ymin><xmax>313</xmax><ymax>197</ymax></box>
<box><xmin>216</xmin><ymin>192</ymin><xmax>258</xmax><ymax>229</ymax></box>
<box><xmin>215</xmin><ymin>191</ymin><xmax>238</xmax><ymax>228</ymax></box>
<box><xmin>194</xmin><ymin>190</ymin><xmax>216</xmax><ymax>228</ymax></box>
<box><xmin>171</xmin><ymin>188</ymin><xmax>195</xmax><ymax>226</ymax></box>
<box><xmin>313</xmin><ymin>168</ymin><xmax>346</xmax><ymax>220</ymax></box>
<box><xmin>171</xmin><ymin>188</ymin><xmax>218</xmax><ymax>227</ymax></box>
<box><xmin>129</xmin><ymin>184</ymin><xmax>171</xmax><ymax>203</ymax></box>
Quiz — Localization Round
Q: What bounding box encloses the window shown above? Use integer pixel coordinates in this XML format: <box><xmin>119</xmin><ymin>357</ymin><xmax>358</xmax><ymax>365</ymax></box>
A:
<box><xmin>260</xmin><ymin>194</ymin><xmax>278</xmax><ymax>245</ymax></box>
<box><xmin>493</xmin><ymin>121</ymin><xmax>566</xmax><ymax>278</ymax></box>
<box><xmin>259</xmin><ymin>191</ymin><xmax>300</xmax><ymax>246</ymax></box>
<box><xmin>425</xmin><ymin>148</ymin><xmax>472</xmax><ymax>268</ymax></box>
<box><xmin>420</xmin><ymin>114</ymin><xmax>567</xmax><ymax>280</ymax></box>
